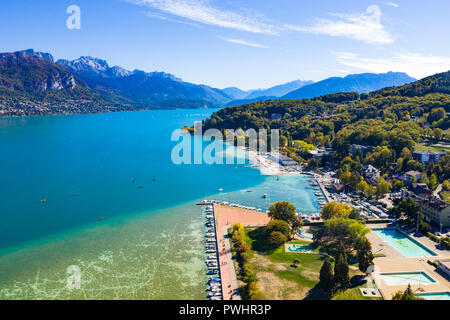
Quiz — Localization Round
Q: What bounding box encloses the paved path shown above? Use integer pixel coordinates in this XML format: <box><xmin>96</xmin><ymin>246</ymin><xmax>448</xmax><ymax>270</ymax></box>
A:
<box><xmin>214</xmin><ymin>204</ymin><xmax>270</xmax><ymax>300</ymax></box>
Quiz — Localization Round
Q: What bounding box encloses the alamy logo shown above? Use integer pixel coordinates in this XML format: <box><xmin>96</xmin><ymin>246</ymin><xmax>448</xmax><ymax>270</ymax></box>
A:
<box><xmin>171</xmin><ymin>122</ymin><xmax>280</xmax><ymax>168</ymax></box>
<box><xmin>66</xmin><ymin>265</ymin><xmax>81</xmax><ymax>290</ymax></box>
<box><xmin>66</xmin><ymin>5</ymin><xmax>81</xmax><ymax>30</ymax></box>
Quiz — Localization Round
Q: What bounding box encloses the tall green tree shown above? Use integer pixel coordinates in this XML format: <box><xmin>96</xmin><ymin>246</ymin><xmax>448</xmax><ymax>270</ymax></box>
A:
<box><xmin>268</xmin><ymin>201</ymin><xmax>297</xmax><ymax>226</ymax></box>
<box><xmin>391</xmin><ymin>197</ymin><xmax>422</xmax><ymax>224</ymax></box>
<box><xmin>319</xmin><ymin>257</ymin><xmax>334</xmax><ymax>292</ymax></box>
<box><xmin>333</xmin><ymin>248</ymin><xmax>350</xmax><ymax>289</ymax></box>
<box><xmin>266</xmin><ymin>220</ymin><xmax>291</xmax><ymax>238</ymax></box>
<box><xmin>355</xmin><ymin>237</ymin><xmax>374</xmax><ymax>273</ymax></box>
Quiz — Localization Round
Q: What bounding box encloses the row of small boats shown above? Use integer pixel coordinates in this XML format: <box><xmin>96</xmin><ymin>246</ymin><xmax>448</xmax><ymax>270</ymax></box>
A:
<box><xmin>204</xmin><ymin>205</ymin><xmax>222</xmax><ymax>300</ymax></box>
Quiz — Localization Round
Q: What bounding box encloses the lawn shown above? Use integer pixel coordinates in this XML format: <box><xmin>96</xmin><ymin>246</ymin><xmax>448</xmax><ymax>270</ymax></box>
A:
<box><xmin>415</xmin><ymin>142</ymin><xmax>450</xmax><ymax>153</ymax></box>
<box><xmin>234</xmin><ymin>228</ymin><xmax>382</xmax><ymax>300</ymax></box>
<box><xmin>441</xmin><ymin>191</ymin><xmax>450</xmax><ymax>202</ymax></box>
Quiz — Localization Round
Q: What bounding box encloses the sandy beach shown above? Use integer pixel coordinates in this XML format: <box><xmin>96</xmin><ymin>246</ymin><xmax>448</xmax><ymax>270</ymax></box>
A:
<box><xmin>244</xmin><ymin>148</ymin><xmax>304</xmax><ymax>176</ymax></box>
<box><xmin>214</xmin><ymin>204</ymin><xmax>270</xmax><ymax>300</ymax></box>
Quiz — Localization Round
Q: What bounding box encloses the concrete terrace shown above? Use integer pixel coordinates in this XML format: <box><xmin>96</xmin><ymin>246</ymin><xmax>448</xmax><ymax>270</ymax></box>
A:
<box><xmin>367</xmin><ymin>223</ymin><xmax>450</xmax><ymax>299</ymax></box>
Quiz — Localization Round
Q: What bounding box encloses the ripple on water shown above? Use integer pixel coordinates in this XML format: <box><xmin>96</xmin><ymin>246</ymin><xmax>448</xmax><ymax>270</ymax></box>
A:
<box><xmin>0</xmin><ymin>202</ymin><xmax>207</xmax><ymax>300</ymax></box>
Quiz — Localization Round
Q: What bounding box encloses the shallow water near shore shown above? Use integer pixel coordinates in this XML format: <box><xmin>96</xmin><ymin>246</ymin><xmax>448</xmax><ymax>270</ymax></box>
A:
<box><xmin>0</xmin><ymin>109</ymin><xmax>320</xmax><ymax>299</ymax></box>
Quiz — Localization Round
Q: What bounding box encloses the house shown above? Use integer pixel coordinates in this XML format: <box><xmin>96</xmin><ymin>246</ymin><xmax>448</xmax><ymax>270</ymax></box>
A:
<box><xmin>330</xmin><ymin>184</ymin><xmax>345</xmax><ymax>193</ymax></box>
<box><xmin>413</xmin><ymin>150</ymin><xmax>446</xmax><ymax>164</ymax></box>
<box><xmin>360</xmin><ymin>164</ymin><xmax>380</xmax><ymax>184</ymax></box>
<box><xmin>280</xmin><ymin>159</ymin><xmax>299</xmax><ymax>167</ymax></box>
<box><xmin>411</xmin><ymin>183</ymin><xmax>431</xmax><ymax>196</ymax></box>
<box><xmin>415</xmin><ymin>194</ymin><xmax>450</xmax><ymax>227</ymax></box>
<box><xmin>309</xmin><ymin>148</ymin><xmax>334</xmax><ymax>164</ymax></box>
<box><xmin>267</xmin><ymin>153</ymin><xmax>299</xmax><ymax>167</ymax></box>
<box><xmin>351</xmin><ymin>144</ymin><xmax>375</xmax><ymax>156</ymax></box>
<box><xmin>270</xmin><ymin>113</ymin><xmax>282</xmax><ymax>120</ymax></box>
<box><xmin>402</xmin><ymin>171</ymin><xmax>423</xmax><ymax>184</ymax></box>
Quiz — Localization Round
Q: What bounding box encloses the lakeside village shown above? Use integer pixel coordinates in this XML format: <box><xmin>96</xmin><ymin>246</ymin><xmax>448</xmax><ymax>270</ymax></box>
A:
<box><xmin>198</xmin><ymin>140</ymin><xmax>450</xmax><ymax>301</ymax></box>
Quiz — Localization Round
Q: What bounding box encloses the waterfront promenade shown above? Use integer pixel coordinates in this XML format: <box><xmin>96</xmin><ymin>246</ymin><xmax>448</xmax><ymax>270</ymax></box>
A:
<box><xmin>214</xmin><ymin>204</ymin><xmax>270</xmax><ymax>300</ymax></box>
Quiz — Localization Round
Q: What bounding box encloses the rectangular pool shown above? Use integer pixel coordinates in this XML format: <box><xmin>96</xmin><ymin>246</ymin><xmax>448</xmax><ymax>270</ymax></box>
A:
<box><xmin>380</xmin><ymin>272</ymin><xmax>436</xmax><ymax>286</ymax></box>
<box><xmin>416</xmin><ymin>292</ymin><xmax>450</xmax><ymax>300</ymax></box>
<box><xmin>372</xmin><ymin>228</ymin><xmax>436</xmax><ymax>258</ymax></box>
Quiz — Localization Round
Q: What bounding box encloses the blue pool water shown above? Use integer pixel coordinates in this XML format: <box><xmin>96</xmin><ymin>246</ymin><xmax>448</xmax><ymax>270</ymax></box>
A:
<box><xmin>288</xmin><ymin>244</ymin><xmax>312</xmax><ymax>253</ymax></box>
<box><xmin>0</xmin><ymin>109</ymin><xmax>321</xmax><ymax>299</ymax></box>
<box><xmin>416</xmin><ymin>292</ymin><xmax>450</xmax><ymax>300</ymax></box>
<box><xmin>380</xmin><ymin>272</ymin><xmax>436</xmax><ymax>286</ymax></box>
<box><xmin>372</xmin><ymin>228</ymin><xmax>436</xmax><ymax>257</ymax></box>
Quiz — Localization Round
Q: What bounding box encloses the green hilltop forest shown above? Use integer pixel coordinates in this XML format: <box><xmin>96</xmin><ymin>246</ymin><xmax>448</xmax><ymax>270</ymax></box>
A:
<box><xmin>204</xmin><ymin>71</ymin><xmax>450</xmax><ymax>155</ymax></box>
<box><xmin>203</xmin><ymin>71</ymin><xmax>450</xmax><ymax>189</ymax></box>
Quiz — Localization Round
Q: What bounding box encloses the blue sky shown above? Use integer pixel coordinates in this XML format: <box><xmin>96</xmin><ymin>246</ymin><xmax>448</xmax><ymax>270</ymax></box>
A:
<box><xmin>1</xmin><ymin>0</ymin><xmax>450</xmax><ymax>90</ymax></box>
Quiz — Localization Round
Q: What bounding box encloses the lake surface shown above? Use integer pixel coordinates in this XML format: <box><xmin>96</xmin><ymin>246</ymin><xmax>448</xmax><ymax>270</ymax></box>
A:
<box><xmin>0</xmin><ymin>109</ymin><xmax>320</xmax><ymax>299</ymax></box>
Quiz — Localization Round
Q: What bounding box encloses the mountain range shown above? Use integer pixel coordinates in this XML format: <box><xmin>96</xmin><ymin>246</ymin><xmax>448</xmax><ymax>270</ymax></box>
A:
<box><xmin>282</xmin><ymin>72</ymin><xmax>416</xmax><ymax>100</ymax></box>
<box><xmin>0</xmin><ymin>49</ymin><xmax>418</xmax><ymax>117</ymax></box>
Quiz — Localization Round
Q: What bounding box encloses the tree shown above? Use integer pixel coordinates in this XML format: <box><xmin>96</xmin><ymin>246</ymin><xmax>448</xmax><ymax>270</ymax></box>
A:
<box><xmin>432</xmin><ymin>128</ymin><xmax>443</xmax><ymax>141</ymax></box>
<box><xmin>428</xmin><ymin>107</ymin><xmax>446</xmax><ymax>124</ymax></box>
<box><xmin>290</xmin><ymin>217</ymin><xmax>303</xmax><ymax>238</ymax></box>
<box><xmin>376</xmin><ymin>178</ymin><xmax>391</xmax><ymax>197</ymax></box>
<box><xmin>307</xmin><ymin>158</ymin><xmax>318</xmax><ymax>170</ymax></box>
<box><xmin>319</xmin><ymin>257</ymin><xmax>334</xmax><ymax>292</ymax></box>
<box><xmin>429</xmin><ymin>174</ymin><xmax>438</xmax><ymax>190</ymax></box>
<box><xmin>392</xmin><ymin>197</ymin><xmax>422</xmax><ymax>224</ymax></box>
<box><xmin>333</xmin><ymin>250</ymin><xmax>350</xmax><ymax>289</ymax></box>
<box><xmin>349</xmin><ymin>172</ymin><xmax>362</xmax><ymax>192</ymax></box>
<box><xmin>419</xmin><ymin>221</ymin><xmax>432</xmax><ymax>234</ymax></box>
<box><xmin>247</xmin><ymin>282</ymin><xmax>259</xmax><ymax>300</ymax></box>
<box><xmin>349</xmin><ymin>208</ymin><xmax>361</xmax><ymax>221</ymax></box>
<box><xmin>321</xmin><ymin>202</ymin><xmax>352</xmax><ymax>220</ymax></box>
<box><xmin>280</xmin><ymin>135</ymin><xmax>289</xmax><ymax>148</ymax></box>
<box><xmin>340</xmin><ymin>171</ymin><xmax>352</xmax><ymax>188</ymax></box>
<box><xmin>392</xmin><ymin>285</ymin><xmax>425</xmax><ymax>300</ymax></box>
<box><xmin>400</xmin><ymin>147</ymin><xmax>412</xmax><ymax>161</ymax></box>
<box><xmin>268</xmin><ymin>201</ymin><xmax>297</xmax><ymax>225</ymax></box>
<box><xmin>393</xmin><ymin>180</ymin><xmax>405</xmax><ymax>190</ymax></box>
<box><xmin>266</xmin><ymin>220</ymin><xmax>291</xmax><ymax>238</ymax></box>
<box><xmin>268</xmin><ymin>231</ymin><xmax>287</xmax><ymax>248</ymax></box>
<box><xmin>293</xmin><ymin>140</ymin><xmax>316</xmax><ymax>153</ymax></box>
<box><xmin>356</xmin><ymin>180</ymin><xmax>371</xmax><ymax>198</ymax></box>
<box><xmin>355</xmin><ymin>237</ymin><xmax>374</xmax><ymax>273</ymax></box>
<box><xmin>444</xmin><ymin>180</ymin><xmax>450</xmax><ymax>191</ymax></box>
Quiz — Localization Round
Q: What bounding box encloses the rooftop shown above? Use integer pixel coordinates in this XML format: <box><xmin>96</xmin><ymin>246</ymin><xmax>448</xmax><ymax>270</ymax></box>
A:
<box><xmin>405</xmin><ymin>171</ymin><xmax>422</xmax><ymax>176</ymax></box>
<box><xmin>361</xmin><ymin>164</ymin><xmax>379</xmax><ymax>173</ymax></box>
<box><xmin>414</xmin><ymin>150</ymin><xmax>446</xmax><ymax>156</ymax></box>
<box><xmin>415</xmin><ymin>194</ymin><xmax>449</xmax><ymax>211</ymax></box>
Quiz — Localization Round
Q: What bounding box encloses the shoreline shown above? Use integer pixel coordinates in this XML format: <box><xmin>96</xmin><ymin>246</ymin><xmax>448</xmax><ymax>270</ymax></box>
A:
<box><xmin>241</xmin><ymin>147</ymin><xmax>305</xmax><ymax>176</ymax></box>
<box><xmin>214</xmin><ymin>204</ymin><xmax>270</xmax><ymax>300</ymax></box>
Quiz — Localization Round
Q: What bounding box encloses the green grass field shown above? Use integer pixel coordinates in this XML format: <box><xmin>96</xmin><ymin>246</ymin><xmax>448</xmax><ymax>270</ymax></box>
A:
<box><xmin>441</xmin><ymin>191</ymin><xmax>450</xmax><ymax>202</ymax></box>
<box><xmin>415</xmin><ymin>142</ymin><xmax>450</xmax><ymax>153</ymax></box>
<box><xmin>234</xmin><ymin>228</ymin><xmax>382</xmax><ymax>300</ymax></box>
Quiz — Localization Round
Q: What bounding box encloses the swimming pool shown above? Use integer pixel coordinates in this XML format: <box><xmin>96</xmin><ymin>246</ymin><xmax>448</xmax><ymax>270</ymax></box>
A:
<box><xmin>416</xmin><ymin>292</ymin><xmax>450</xmax><ymax>300</ymax></box>
<box><xmin>372</xmin><ymin>228</ymin><xmax>436</xmax><ymax>257</ymax></box>
<box><xmin>288</xmin><ymin>244</ymin><xmax>312</xmax><ymax>253</ymax></box>
<box><xmin>380</xmin><ymin>272</ymin><xmax>436</xmax><ymax>286</ymax></box>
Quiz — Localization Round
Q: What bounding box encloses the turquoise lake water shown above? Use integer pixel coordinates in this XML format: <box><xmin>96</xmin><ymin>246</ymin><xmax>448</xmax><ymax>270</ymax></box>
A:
<box><xmin>372</xmin><ymin>228</ymin><xmax>436</xmax><ymax>258</ymax></box>
<box><xmin>0</xmin><ymin>109</ymin><xmax>320</xmax><ymax>299</ymax></box>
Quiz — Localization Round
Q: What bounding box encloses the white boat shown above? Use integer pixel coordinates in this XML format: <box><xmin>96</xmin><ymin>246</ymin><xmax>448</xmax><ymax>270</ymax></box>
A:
<box><xmin>208</xmin><ymin>292</ymin><xmax>222</xmax><ymax>297</ymax></box>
